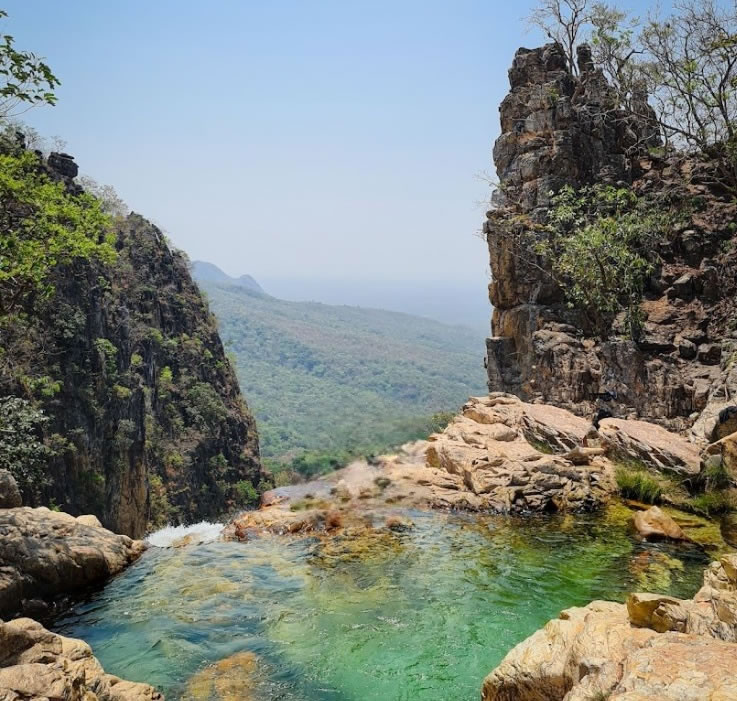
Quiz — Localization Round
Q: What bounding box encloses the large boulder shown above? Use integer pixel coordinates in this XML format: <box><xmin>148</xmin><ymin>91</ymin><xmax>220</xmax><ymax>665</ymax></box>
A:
<box><xmin>0</xmin><ymin>470</ymin><xmax>22</xmax><ymax>509</ymax></box>
<box><xmin>0</xmin><ymin>506</ymin><xmax>146</xmax><ymax>618</ymax></box>
<box><xmin>0</xmin><ymin>617</ymin><xmax>161</xmax><ymax>700</ymax></box>
<box><xmin>701</xmin><ymin>429</ymin><xmax>737</xmax><ymax>483</ymax></box>
<box><xmin>632</xmin><ymin>506</ymin><xmax>688</xmax><ymax>541</ymax></box>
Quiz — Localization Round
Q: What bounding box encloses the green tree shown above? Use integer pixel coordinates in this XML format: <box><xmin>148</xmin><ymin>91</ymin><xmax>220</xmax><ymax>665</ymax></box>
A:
<box><xmin>0</xmin><ymin>396</ymin><xmax>54</xmax><ymax>500</ymax></box>
<box><xmin>0</xmin><ymin>150</ymin><xmax>115</xmax><ymax>315</ymax></box>
<box><xmin>0</xmin><ymin>10</ymin><xmax>59</xmax><ymax>118</ymax></box>
<box><xmin>536</xmin><ymin>185</ymin><xmax>670</xmax><ymax>339</ymax></box>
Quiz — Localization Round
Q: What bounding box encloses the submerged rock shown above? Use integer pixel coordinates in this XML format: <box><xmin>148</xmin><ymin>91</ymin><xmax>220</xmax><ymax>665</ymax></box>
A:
<box><xmin>183</xmin><ymin>652</ymin><xmax>260</xmax><ymax>701</ymax></box>
<box><xmin>633</xmin><ymin>506</ymin><xmax>689</xmax><ymax>541</ymax></box>
<box><xmin>481</xmin><ymin>554</ymin><xmax>737</xmax><ymax>700</ymax></box>
<box><xmin>0</xmin><ymin>617</ymin><xmax>162</xmax><ymax>700</ymax></box>
<box><xmin>0</xmin><ymin>506</ymin><xmax>145</xmax><ymax>618</ymax></box>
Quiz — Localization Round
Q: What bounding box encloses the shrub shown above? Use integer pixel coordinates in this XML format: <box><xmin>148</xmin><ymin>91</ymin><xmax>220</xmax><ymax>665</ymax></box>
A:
<box><xmin>615</xmin><ymin>466</ymin><xmax>663</xmax><ymax>503</ymax></box>
<box><xmin>234</xmin><ymin>479</ymin><xmax>258</xmax><ymax>505</ymax></box>
<box><xmin>0</xmin><ymin>396</ymin><xmax>55</xmax><ymax>501</ymax></box>
<box><xmin>537</xmin><ymin>185</ymin><xmax>671</xmax><ymax>339</ymax></box>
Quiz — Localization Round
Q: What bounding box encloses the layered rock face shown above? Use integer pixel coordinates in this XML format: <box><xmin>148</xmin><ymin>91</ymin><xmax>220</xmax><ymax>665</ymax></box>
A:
<box><xmin>0</xmin><ymin>617</ymin><xmax>161</xmax><ymax>700</ymax></box>
<box><xmin>484</xmin><ymin>43</ymin><xmax>737</xmax><ymax>435</ymax></box>
<box><xmin>1</xmin><ymin>151</ymin><xmax>262</xmax><ymax>537</ymax></box>
<box><xmin>482</xmin><ymin>554</ymin><xmax>737</xmax><ymax>700</ymax></box>
<box><xmin>0</xmin><ymin>506</ymin><xmax>145</xmax><ymax>619</ymax></box>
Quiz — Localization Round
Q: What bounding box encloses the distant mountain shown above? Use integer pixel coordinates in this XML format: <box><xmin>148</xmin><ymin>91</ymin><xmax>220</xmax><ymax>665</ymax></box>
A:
<box><xmin>258</xmin><ymin>276</ymin><xmax>492</xmax><ymax>335</ymax></box>
<box><xmin>193</xmin><ymin>270</ymin><xmax>488</xmax><ymax>472</ymax></box>
<box><xmin>191</xmin><ymin>261</ymin><xmax>264</xmax><ymax>294</ymax></box>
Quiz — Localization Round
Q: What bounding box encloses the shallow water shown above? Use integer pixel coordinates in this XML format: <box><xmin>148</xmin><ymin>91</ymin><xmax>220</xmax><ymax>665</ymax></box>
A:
<box><xmin>55</xmin><ymin>509</ymin><xmax>709</xmax><ymax>700</ymax></box>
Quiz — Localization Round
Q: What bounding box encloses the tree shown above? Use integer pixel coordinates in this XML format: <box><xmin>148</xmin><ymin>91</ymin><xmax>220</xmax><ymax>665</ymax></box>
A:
<box><xmin>0</xmin><ymin>150</ymin><xmax>115</xmax><ymax>316</ymax></box>
<box><xmin>638</xmin><ymin>0</ymin><xmax>737</xmax><ymax>187</ymax></box>
<box><xmin>0</xmin><ymin>396</ymin><xmax>54</xmax><ymax>501</ymax></box>
<box><xmin>528</xmin><ymin>0</ymin><xmax>737</xmax><ymax>190</ymax></box>
<box><xmin>528</xmin><ymin>0</ymin><xmax>594</xmax><ymax>74</ymax></box>
<box><xmin>0</xmin><ymin>10</ymin><xmax>59</xmax><ymax>119</ymax></box>
<box><xmin>536</xmin><ymin>185</ymin><xmax>671</xmax><ymax>339</ymax></box>
<box><xmin>77</xmin><ymin>176</ymin><xmax>130</xmax><ymax>218</ymax></box>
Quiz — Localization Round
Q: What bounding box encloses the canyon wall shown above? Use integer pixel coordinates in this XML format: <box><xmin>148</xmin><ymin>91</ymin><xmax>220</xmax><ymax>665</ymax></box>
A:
<box><xmin>484</xmin><ymin>43</ymin><xmax>737</xmax><ymax>436</ymax></box>
<box><xmin>1</xmin><ymin>150</ymin><xmax>262</xmax><ymax>537</ymax></box>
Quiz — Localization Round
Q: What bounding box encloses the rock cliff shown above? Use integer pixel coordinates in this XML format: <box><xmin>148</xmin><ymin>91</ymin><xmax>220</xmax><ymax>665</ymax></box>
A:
<box><xmin>484</xmin><ymin>43</ymin><xmax>737</xmax><ymax>436</ymax></box>
<box><xmin>0</xmin><ymin>150</ymin><xmax>262</xmax><ymax>537</ymax></box>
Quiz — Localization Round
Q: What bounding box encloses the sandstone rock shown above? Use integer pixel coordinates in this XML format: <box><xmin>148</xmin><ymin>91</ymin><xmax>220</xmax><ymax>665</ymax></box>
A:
<box><xmin>482</xmin><ymin>556</ymin><xmax>737</xmax><ymax>700</ymax></box>
<box><xmin>0</xmin><ymin>506</ymin><xmax>146</xmax><ymax>618</ymax></box>
<box><xmin>701</xmin><ymin>429</ymin><xmax>737</xmax><ymax>483</ymax></box>
<box><xmin>632</xmin><ymin>506</ymin><xmax>688</xmax><ymax>541</ymax></box>
<box><xmin>76</xmin><ymin>513</ymin><xmax>104</xmax><ymax>528</ymax></box>
<box><xmin>0</xmin><ymin>470</ymin><xmax>22</xmax><ymax>509</ymax></box>
<box><xmin>599</xmin><ymin>418</ymin><xmax>701</xmax><ymax>475</ymax></box>
<box><xmin>698</xmin><ymin>342</ymin><xmax>722</xmax><ymax>365</ymax></box>
<box><xmin>0</xmin><ymin>617</ymin><xmax>161</xmax><ymax>700</ymax></box>
<box><xmin>183</xmin><ymin>651</ymin><xmax>259</xmax><ymax>701</ymax></box>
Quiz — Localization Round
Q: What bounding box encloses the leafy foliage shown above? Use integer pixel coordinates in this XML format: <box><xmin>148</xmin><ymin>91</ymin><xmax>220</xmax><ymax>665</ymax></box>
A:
<box><xmin>0</xmin><ymin>149</ymin><xmax>115</xmax><ymax>315</ymax></box>
<box><xmin>0</xmin><ymin>10</ymin><xmax>59</xmax><ymax>118</ymax></box>
<box><xmin>0</xmin><ymin>396</ymin><xmax>54</xmax><ymax>500</ymax></box>
<box><xmin>537</xmin><ymin>185</ymin><xmax>670</xmax><ymax>338</ymax></box>
<box><xmin>197</xmin><ymin>280</ymin><xmax>486</xmax><ymax>474</ymax></box>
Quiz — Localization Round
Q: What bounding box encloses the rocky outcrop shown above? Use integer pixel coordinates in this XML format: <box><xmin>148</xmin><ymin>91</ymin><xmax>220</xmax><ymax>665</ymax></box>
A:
<box><xmin>0</xmin><ymin>471</ymin><xmax>22</xmax><ymax>509</ymax></box>
<box><xmin>0</xmin><ymin>149</ymin><xmax>262</xmax><ymax>537</ymax></box>
<box><xmin>484</xmin><ymin>43</ymin><xmax>737</xmax><ymax>433</ymax></box>
<box><xmin>482</xmin><ymin>554</ymin><xmax>737</xmax><ymax>700</ymax></box>
<box><xmin>227</xmin><ymin>394</ymin><xmax>709</xmax><ymax>540</ymax></box>
<box><xmin>0</xmin><ymin>507</ymin><xmax>145</xmax><ymax>619</ymax></box>
<box><xmin>0</xmin><ymin>617</ymin><xmax>161</xmax><ymax>700</ymax></box>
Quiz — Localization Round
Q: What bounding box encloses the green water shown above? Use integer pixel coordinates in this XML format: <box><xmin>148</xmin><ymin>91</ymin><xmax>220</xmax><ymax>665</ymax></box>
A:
<box><xmin>55</xmin><ymin>510</ymin><xmax>708</xmax><ymax>700</ymax></box>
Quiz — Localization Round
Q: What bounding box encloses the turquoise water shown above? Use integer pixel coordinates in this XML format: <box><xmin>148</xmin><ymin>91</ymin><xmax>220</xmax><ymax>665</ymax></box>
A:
<box><xmin>55</xmin><ymin>510</ymin><xmax>708</xmax><ymax>700</ymax></box>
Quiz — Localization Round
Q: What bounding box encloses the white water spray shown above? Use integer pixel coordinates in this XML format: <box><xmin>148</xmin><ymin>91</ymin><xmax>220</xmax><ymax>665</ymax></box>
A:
<box><xmin>145</xmin><ymin>521</ymin><xmax>224</xmax><ymax>548</ymax></box>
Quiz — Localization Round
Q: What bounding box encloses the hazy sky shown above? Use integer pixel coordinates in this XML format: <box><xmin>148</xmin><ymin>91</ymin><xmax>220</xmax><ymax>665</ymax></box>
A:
<box><xmin>5</xmin><ymin>1</ymin><xmax>549</xmax><ymax>291</ymax></box>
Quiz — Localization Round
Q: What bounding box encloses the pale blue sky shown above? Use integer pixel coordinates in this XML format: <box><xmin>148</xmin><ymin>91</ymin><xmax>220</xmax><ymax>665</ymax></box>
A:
<box><xmin>4</xmin><ymin>0</ymin><xmax>558</xmax><ymax>296</ymax></box>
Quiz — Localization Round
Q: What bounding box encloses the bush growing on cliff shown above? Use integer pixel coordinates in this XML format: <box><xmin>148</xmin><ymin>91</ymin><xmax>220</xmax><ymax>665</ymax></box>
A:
<box><xmin>0</xmin><ymin>396</ymin><xmax>55</xmax><ymax>501</ymax></box>
<box><xmin>537</xmin><ymin>185</ymin><xmax>670</xmax><ymax>338</ymax></box>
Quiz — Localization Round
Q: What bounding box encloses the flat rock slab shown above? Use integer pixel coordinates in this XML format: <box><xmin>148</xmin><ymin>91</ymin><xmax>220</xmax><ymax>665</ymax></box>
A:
<box><xmin>599</xmin><ymin>418</ymin><xmax>701</xmax><ymax>475</ymax></box>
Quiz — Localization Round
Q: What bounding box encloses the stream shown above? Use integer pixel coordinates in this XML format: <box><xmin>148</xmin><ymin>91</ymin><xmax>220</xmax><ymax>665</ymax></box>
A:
<box><xmin>54</xmin><ymin>508</ymin><xmax>709</xmax><ymax>700</ymax></box>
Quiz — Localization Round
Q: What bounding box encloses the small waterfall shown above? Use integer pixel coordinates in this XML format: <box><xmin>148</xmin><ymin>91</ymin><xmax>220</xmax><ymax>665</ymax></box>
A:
<box><xmin>146</xmin><ymin>521</ymin><xmax>224</xmax><ymax>548</ymax></box>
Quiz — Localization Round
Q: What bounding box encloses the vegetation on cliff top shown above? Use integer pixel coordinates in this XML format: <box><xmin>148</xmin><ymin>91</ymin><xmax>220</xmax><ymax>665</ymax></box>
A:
<box><xmin>529</xmin><ymin>0</ymin><xmax>737</xmax><ymax>191</ymax></box>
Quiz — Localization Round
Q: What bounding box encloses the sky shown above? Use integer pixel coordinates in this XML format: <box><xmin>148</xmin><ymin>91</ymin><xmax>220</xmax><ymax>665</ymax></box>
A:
<box><xmin>4</xmin><ymin>1</ymin><xmax>551</xmax><ymax>307</ymax></box>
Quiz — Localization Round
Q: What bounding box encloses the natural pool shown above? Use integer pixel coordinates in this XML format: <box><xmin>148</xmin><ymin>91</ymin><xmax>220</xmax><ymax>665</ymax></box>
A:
<box><xmin>55</xmin><ymin>509</ymin><xmax>709</xmax><ymax>700</ymax></box>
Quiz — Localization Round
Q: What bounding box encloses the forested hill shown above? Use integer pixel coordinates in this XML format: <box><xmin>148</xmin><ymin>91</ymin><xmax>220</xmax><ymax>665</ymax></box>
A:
<box><xmin>195</xmin><ymin>270</ymin><xmax>488</xmax><ymax>475</ymax></box>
